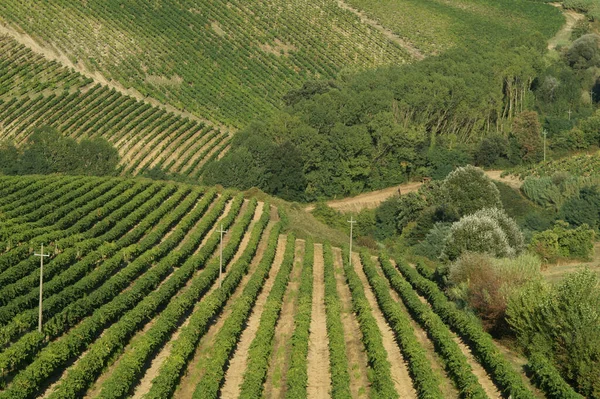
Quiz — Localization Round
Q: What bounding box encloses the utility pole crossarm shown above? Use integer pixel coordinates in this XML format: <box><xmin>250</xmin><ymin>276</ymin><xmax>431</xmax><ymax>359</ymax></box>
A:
<box><xmin>34</xmin><ymin>244</ymin><xmax>50</xmax><ymax>333</ymax></box>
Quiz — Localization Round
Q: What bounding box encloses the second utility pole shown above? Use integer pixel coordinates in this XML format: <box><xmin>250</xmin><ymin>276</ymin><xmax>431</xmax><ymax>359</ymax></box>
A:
<box><xmin>217</xmin><ymin>224</ymin><xmax>228</xmax><ymax>288</ymax></box>
<box><xmin>348</xmin><ymin>216</ymin><xmax>356</xmax><ymax>269</ymax></box>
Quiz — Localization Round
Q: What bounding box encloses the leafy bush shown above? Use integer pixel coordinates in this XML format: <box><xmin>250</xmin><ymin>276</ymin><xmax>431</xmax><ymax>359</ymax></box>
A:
<box><xmin>375</xmin><ymin>196</ymin><xmax>402</xmax><ymax>240</ymax></box>
<box><xmin>475</xmin><ymin>134</ymin><xmax>510</xmax><ymax>167</ymax></box>
<box><xmin>442</xmin><ymin>208</ymin><xmax>523</xmax><ymax>261</ymax></box>
<box><xmin>413</xmin><ymin>223</ymin><xmax>452</xmax><ymax>260</ymax></box>
<box><xmin>448</xmin><ymin>252</ymin><xmax>541</xmax><ymax>333</ymax></box>
<box><xmin>507</xmin><ymin>270</ymin><xmax>600</xmax><ymax>398</ymax></box>
<box><xmin>475</xmin><ymin>208</ymin><xmax>525</xmax><ymax>254</ymax></box>
<box><xmin>442</xmin><ymin>165</ymin><xmax>501</xmax><ymax>217</ymax></box>
<box><xmin>560</xmin><ymin>185</ymin><xmax>600</xmax><ymax>229</ymax></box>
<box><xmin>566</xmin><ymin>34</ymin><xmax>600</xmax><ymax>70</ymax></box>
<box><xmin>442</xmin><ymin>214</ymin><xmax>512</xmax><ymax>261</ymax></box>
<box><xmin>529</xmin><ymin>221</ymin><xmax>595</xmax><ymax>262</ymax></box>
<box><xmin>0</xmin><ymin>126</ymin><xmax>119</xmax><ymax>176</ymax></box>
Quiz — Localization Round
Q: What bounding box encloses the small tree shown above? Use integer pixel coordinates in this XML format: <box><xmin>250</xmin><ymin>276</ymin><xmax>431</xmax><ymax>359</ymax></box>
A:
<box><xmin>441</xmin><ymin>165</ymin><xmax>502</xmax><ymax>217</ymax></box>
<box><xmin>442</xmin><ymin>214</ymin><xmax>513</xmax><ymax>261</ymax></box>
<box><xmin>510</xmin><ymin>111</ymin><xmax>542</xmax><ymax>163</ymax></box>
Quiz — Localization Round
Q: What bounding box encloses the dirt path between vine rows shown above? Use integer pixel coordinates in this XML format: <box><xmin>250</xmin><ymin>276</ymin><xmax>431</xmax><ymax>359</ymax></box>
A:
<box><xmin>306</xmin><ymin>170</ymin><xmax>522</xmax><ymax>213</ymax></box>
<box><xmin>263</xmin><ymin>239</ymin><xmax>304</xmax><ymax>399</ymax></box>
<box><xmin>0</xmin><ymin>25</ymin><xmax>229</xmax><ymax>132</ymax></box>
<box><xmin>174</xmin><ymin>213</ymin><xmax>272</xmax><ymax>397</ymax></box>
<box><xmin>332</xmin><ymin>247</ymin><xmax>371</xmax><ymax>398</ymax></box>
<box><xmin>352</xmin><ymin>252</ymin><xmax>416</xmax><ymax>398</ymax></box>
<box><xmin>547</xmin><ymin>4</ymin><xmax>585</xmax><ymax>51</ymax></box>
<box><xmin>307</xmin><ymin>243</ymin><xmax>332</xmax><ymax>397</ymax></box>
<box><xmin>399</xmin><ymin>261</ymin><xmax>502</xmax><ymax>398</ymax></box>
<box><xmin>335</xmin><ymin>0</ymin><xmax>424</xmax><ymax>61</ymax></box>
<box><xmin>220</xmin><ymin>234</ymin><xmax>288</xmax><ymax>398</ymax></box>
<box><xmin>373</xmin><ymin>256</ymin><xmax>458</xmax><ymax>397</ymax></box>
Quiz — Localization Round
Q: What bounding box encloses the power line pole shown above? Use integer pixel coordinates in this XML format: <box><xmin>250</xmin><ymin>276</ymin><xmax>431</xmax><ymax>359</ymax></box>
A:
<box><xmin>590</xmin><ymin>88</ymin><xmax>595</xmax><ymax>104</ymax></box>
<box><xmin>568</xmin><ymin>108</ymin><xmax>572</xmax><ymax>120</ymax></box>
<box><xmin>543</xmin><ymin>129</ymin><xmax>547</xmax><ymax>162</ymax></box>
<box><xmin>34</xmin><ymin>244</ymin><xmax>50</xmax><ymax>333</ymax></box>
<box><xmin>217</xmin><ymin>224</ymin><xmax>227</xmax><ymax>288</ymax></box>
<box><xmin>348</xmin><ymin>216</ymin><xmax>356</xmax><ymax>269</ymax></box>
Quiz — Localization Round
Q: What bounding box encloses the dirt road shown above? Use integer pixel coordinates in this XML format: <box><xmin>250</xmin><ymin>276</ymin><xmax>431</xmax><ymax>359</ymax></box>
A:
<box><xmin>547</xmin><ymin>4</ymin><xmax>585</xmax><ymax>51</ymax></box>
<box><xmin>306</xmin><ymin>170</ymin><xmax>522</xmax><ymax>213</ymax></box>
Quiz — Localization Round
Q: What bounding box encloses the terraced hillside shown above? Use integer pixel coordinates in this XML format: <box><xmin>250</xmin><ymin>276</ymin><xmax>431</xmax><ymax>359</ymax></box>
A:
<box><xmin>0</xmin><ymin>35</ymin><xmax>230</xmax><ymax>177</ymax></box>
<box><xmin>0</xmin><ymin>0</ymin><xmax>410</xmax><ymax>127</ymax></box>
<box><xmin>0</xmin><ymin>175</ymin><xmax>571</xmax><ymax>398</ymax></box>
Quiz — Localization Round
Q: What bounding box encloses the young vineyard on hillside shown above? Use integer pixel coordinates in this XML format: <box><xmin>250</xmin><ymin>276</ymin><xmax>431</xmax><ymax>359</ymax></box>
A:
<box><xmin>0</xmin><ymin>0</ymin><xmax>410</xmax><ymax>127</ymax></box>
<box><xmin>0</xmin><ymin>175</ymin><xmax>575</xmax><ymax>398</ymax></box>
<box><xmin>0</xmin><ymin>35</ymin><xmax>230</xmax><ymax>178</ymax></box>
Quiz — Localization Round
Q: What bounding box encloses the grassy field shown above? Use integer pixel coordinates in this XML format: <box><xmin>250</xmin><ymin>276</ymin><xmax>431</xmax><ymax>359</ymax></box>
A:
<box><xmin>0</xmin><ymin>175</ymin><xmax>551</xmax><ymax>399</ymax></box>
<box><xmin>0</xmin><ymin>0</ymin><xmax>410</xmax><ymax>128</ymax></box>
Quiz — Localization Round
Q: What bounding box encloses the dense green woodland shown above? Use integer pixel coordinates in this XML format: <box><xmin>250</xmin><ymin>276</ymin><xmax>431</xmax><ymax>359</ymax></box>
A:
<box><xmin>0</xmin><ymin>127</ymin><xmax>119</xmax><ymax>176</ymax></box>
<box><xmin>206</xmin><ymin>27</ymin><xmax>600</xmax><ymax>200</ymax></box>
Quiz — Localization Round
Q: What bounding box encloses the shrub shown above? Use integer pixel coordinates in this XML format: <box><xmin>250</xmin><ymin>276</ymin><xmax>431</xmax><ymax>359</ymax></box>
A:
<box><xmin>566</xmin><ymin>34</ymin><xmax>600</xmax><ymax>70</ymax></box>
<box><xmin>449</xmin><ymin>252</ymin><xmax>542</xmax><ymax>333</ymax></box>
<box><xmin>442</xmin><ymin>214</ymin><xmax>513</xmax><ymax>261</ymax></box>
<box><xmin>473</xmin><ymin>208</ymin><xmax>525</xmax><ymax>254</ymax></box>
<box><xmin>442</xmin><ymin>207</ymin><xmax>523</xmax><ymax>261</ymax></box>
<box><xmin>560</xmin><ymin>185</ymin><xmax>600</xmax><ymax>229</ymax></box>
<box><xmin>474</xmin><ymin>134</ymin><xmax>510</xmax><ymax>167</ymax></box>
<box><xmin>530</xmin><ymin>221</ymin><xmax>595</xmax><ymax>262</ymax></box>
<box><xmin>441</xmin><ymin>165</ymin><xmax>501</xmax><ymax>217</ymax></box>
<box><xmin>374</xmin><ymin>196</ymin><xmax>402</xmax><ymax>240</ymax></box>
<box><xmin>507</xmin><ymin>270</ymin><xmax>600</xmax><ymax>398</ymax></box>
<box><xmin>413</xmin><ymin>223</ymin><xmax>452</xmax><ymax>260</ymax></box>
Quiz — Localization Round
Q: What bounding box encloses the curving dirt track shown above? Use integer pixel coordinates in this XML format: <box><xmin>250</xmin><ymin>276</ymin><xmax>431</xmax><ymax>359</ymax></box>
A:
<box><xmin>547</xmin><ymin>3</ymin><xmax>585</xmax><ymax>51</ymax></box>
<box><xmin>307</xmin><ymin>170</ymin><xmax>522</xmax><ymax>213</ymax></box>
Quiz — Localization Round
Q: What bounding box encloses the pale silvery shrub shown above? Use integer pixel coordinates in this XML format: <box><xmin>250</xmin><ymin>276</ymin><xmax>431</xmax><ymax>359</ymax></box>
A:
<box><xmin>441</xmin><ymin>214</ymin><xmax>513</xmax><ymax>261</ymax></box>
<box><xmin>473</xmin><ymin>207</ymin><xmax>525</xmax><ymax>254</ymax></box>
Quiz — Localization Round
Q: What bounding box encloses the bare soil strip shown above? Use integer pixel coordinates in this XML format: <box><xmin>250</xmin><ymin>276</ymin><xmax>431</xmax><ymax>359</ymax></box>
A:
<box><xmin>220</xmin><ymin>234</ymin><xmax>288</xmax><ymax>398</ymax></box>
<box><xmin>307</xmin><ymin>243</ymin><xmax>332</xmax><ymax>397</ymax></box>
<box><xmin>373</xmin><ymin>257</ymin><xmax>458</xmax><ymax>397</ymax></box>
<box><xmin>174</xmin><ymin>214</ymin><xmax>271</xmax><ymax>398</ymax></box>
<box><xmin>129</xmin><ymin>210</ymin><xmax>269</xmax><ymax>399</ymax></box>
<box><xmin>335</xmin><ymin>0</ymin><xmax>424</xmax><ymax>60</ymax></box>
<box><xmin>547</xmin><ymin>4</ymin><xmax>585</xmax><ymax>50</ymax></box>
<box><xmin>352</xmin><ymin>252</ymin><xmax>416</xmax><ymax>398</ymax></box>
<box><xmin>263</xmin><ymin>239</ymin><xmax>305</xmax><ymax>399</ymax></box>
<box><xmin>0</xmin><ymin>25</ymin><xmax>227</xmax><ymax>131</ymax></box>
<box><xmin>332</xmin><ymin>247</ymin><xmax>370</xmax><ymax>397</ymax></box>
<box><xmin>402</xmin><ymin>262</ymin><xmax>502</xmax><ymax>398</ymax></box>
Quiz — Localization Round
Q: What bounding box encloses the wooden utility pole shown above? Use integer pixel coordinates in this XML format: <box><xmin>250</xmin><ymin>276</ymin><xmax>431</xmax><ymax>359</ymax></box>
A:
<box><xmin>568</xmin><ymin>108</ymin><xmax>572</xmax><ymax>120</ymax></box>
<box><xmin>35</xmin><ymin>244</ymin><xmax>50</xmax><ymax>333</ymax></box>
<box><xmin>543</xmin><ymin>129</ymin><xmax>547</xmax><ymax>162</ymax></box>
<box><xmin>217</xmin><ymin>224</ymin><xmax>228</xmax><ymax>288</ymax></box>
<box><xmin>348</xmin><ymin>216</ymin><xmax>356</xmax><ymax>269</ymax></box>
